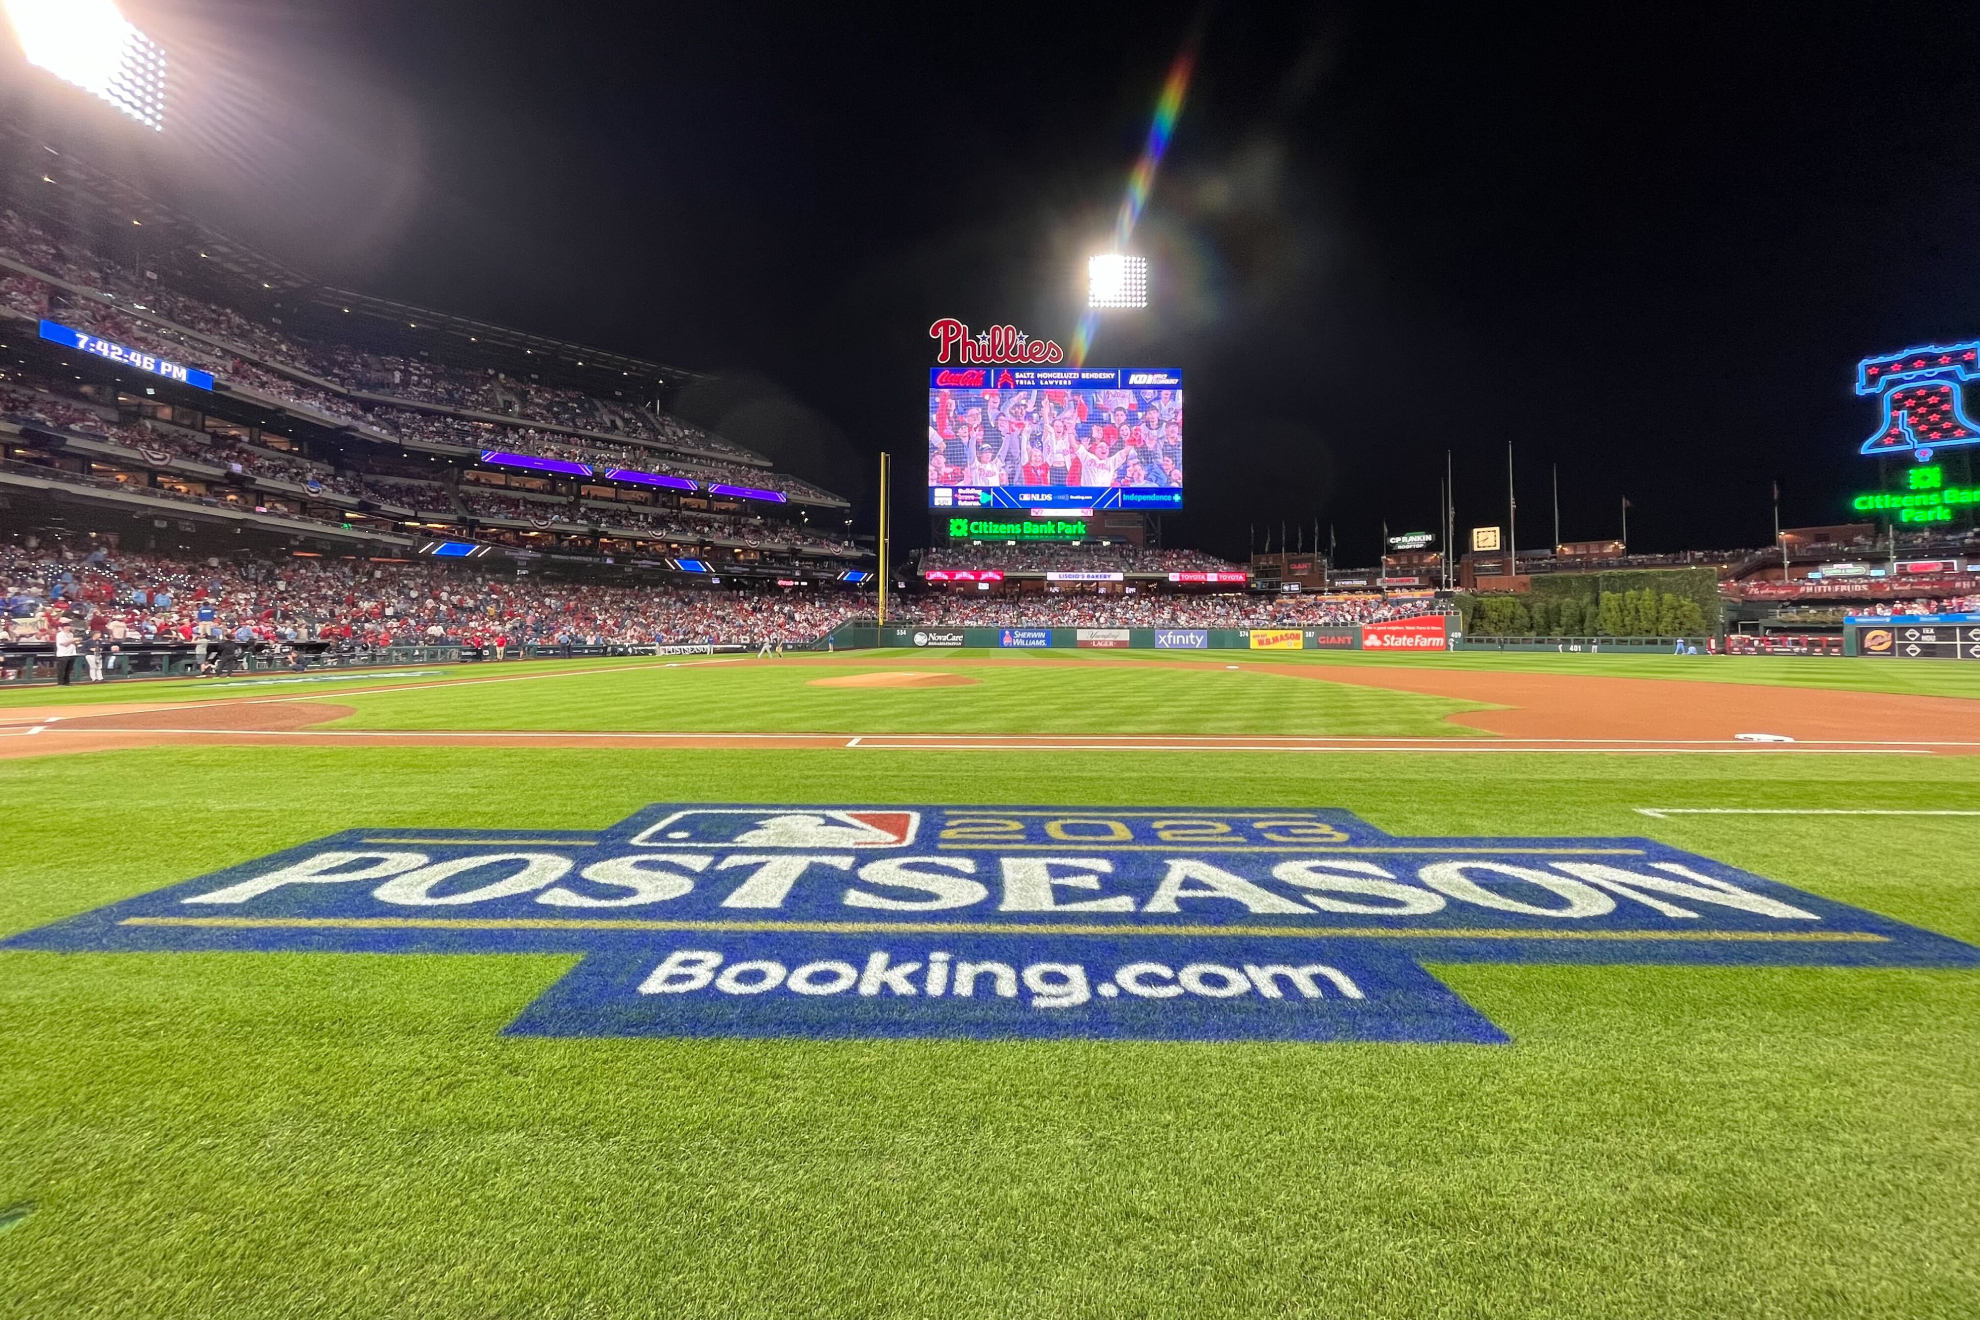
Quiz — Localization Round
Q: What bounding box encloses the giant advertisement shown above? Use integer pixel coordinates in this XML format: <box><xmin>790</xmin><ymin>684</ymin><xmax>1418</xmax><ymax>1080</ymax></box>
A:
<box><xmin>929</xmin><ymin>367</ymin><xmax>1182</xmax><ymax>511</ymax></box>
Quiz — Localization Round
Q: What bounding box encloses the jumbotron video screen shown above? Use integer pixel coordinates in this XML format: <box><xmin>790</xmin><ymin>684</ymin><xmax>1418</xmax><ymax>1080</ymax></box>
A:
<box><xmin>927</xmin><ymin>367</ymin><xmax>1183</xmax><ymax>510</ymax></box>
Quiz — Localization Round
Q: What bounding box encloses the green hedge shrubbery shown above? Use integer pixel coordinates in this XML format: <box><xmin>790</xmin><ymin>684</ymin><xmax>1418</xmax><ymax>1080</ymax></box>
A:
<box><xmin>1457</xmin><ymin>588</ymin><xmax>1708</xmax><ymax>638</ymax></box>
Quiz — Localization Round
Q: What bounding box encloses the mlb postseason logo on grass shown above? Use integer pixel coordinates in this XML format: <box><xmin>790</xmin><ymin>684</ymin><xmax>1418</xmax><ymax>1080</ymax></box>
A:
<box><xmin>10</xmin><ymin>805</ymin><xmax>1975</xmax><ymax>1045</ymax></box>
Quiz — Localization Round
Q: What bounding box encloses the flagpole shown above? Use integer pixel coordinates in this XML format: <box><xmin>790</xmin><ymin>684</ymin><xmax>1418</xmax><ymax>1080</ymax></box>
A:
<box><xmin>1774</xmin><ymin>480</ymin><xmax>1784</xmax><ymax>576</ymax></box>
<box><xmin>877</xmin><ymin>451</ymin><xmax>890</xmax><ymax>627</ymax></box>
<box><xmin>1506</xmin><ymin>442</ymin><xmax>1517</xmax><ymax>577</ymax></box>
<box><xmin>1552</xmin><ymin>463</ymin><xmax>1560</xmax><ymax>550</ymax></box>
<box><xmin>1441</xmin><ymin>474</ymin><xmax>1457</xmax><ymax>589</ymax></box>
<box><xmin>1621</xmin><ymin>495</ymin><xmax>1629</xmax><ymax>550</ymax></box>
<box><xmin>1445</xmin><ymin>449</ymin><xmax>1455</xmax><ymax>590</ymax></box>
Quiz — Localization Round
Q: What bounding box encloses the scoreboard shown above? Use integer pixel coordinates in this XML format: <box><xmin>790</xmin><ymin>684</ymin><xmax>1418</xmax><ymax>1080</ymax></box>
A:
<box><xmin>1853</xmin><ymin>618</ymin><xmax>1980</xmax><ymax>659</ymax></box>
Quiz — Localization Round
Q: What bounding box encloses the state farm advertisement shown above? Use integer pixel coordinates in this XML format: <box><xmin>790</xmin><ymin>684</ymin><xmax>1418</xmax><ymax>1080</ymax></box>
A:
<box><xmin>1361</xmin><ymin>616</ymin><xmax>1449</xmax><ymax>651</ymax></box>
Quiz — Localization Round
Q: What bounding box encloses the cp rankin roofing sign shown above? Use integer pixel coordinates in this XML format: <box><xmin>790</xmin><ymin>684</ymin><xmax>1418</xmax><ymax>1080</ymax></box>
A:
<box><xmin>10</xmin><ymin>804</ymin><xmax>1973</xmax><ymax>1043</ymax></box>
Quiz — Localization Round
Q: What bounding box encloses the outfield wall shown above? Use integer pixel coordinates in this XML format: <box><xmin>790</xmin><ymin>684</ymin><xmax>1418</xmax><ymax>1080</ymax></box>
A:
<box><xmin>1453</xmin><ymin>635</ymin><xmax>1709</xmax><ymax>654</ymax></box>
<box><xmin>824</xmin><ymin>617</ymin><xmax>1455</xmax><ymax>652</ymax></box>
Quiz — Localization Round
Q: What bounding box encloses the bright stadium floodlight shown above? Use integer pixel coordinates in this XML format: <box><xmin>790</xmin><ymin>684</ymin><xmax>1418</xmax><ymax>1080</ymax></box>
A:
<box><xmin>3</xmin><ymin>0</ymin><xmax>167</xmax><ymax>131</ymax></box>
<box><xmin>1088</xmin><ymin>252</ymin><xmax>1148</xmax><ymax>309</ymax></box>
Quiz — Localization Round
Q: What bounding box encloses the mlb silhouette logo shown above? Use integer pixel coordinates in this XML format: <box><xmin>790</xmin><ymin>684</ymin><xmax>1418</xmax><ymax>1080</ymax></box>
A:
<box><xmin>629</xmin><ymin>808</ymin><xmax>921</xmax><ymax>849</ymax></box>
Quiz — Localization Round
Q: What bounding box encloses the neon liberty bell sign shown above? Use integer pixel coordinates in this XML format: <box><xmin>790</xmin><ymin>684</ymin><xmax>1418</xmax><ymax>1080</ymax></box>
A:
<box><xmin>1857</xmin><ymin>342</ymin><xmax>1980</xmax><ymax>462</ymax></box>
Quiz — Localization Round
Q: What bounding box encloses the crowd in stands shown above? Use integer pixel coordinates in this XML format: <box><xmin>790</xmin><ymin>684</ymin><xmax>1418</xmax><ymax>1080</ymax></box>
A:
<box><xmin>0</xmin><ymin>537</ymin><xmax>1459</xmax><ymax>662</ymax></box>
<box><xmin>0</xmin><ymin>540</ymin><xmax>870</xmax><ymax>650</ymax></box>
<box><xmin>1862</xmin><ymin>595</ymin><xmax>1980</xmax><ymax>615</ymax></box>
<box><xmin>394</xmin><ymin>409</ymin><xmax>814</xmax><ymax>493</ymax></box>
<box><xmin>920</xmin><ymin>544</ymin><xmax>1239</xmax><ymax>573</ymax></box>
<box><xmin>1</xmin><ymin>381</ymin><xmax>362</xmax><ymax>496</ymax></box>
<box><xmin>0</xmin><ymin>210</ymin><xmax>853</xmax><ymax>506</ymax></box>
<box><xmin>894</xmin><ymin>592</ymin><xmax>1447</xmax><ymax>628</ymax></box>
<box><xmin>1</xmin><ymin>370</ymin><xmax>860</xmax><ymax>557</ymax></box>
<box><xmin>311</xmin><ymin>347</ymin><xmax>758</xmax><ymax>460</ymax></box>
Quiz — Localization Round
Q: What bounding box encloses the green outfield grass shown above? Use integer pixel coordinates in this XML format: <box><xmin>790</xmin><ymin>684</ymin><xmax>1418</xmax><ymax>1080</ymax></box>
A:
<box><xmin>311</xmin><ymin>656</ymin><xmax>1493</xmax><ymax>736</ymax></box>
<box><xmin>0</xmin><ymin>655</ymin><xmax>665</xmax><ymax>710</ymax></box>
<box><xmin>6</xmin><ymin>647</ymin><xmax>1979</xmax><ymax>716</ymax></box>
<box><xmin>1</xmin><ymin>660</ymin><xmax>1978</xmax><ymax>1317</ymax></box>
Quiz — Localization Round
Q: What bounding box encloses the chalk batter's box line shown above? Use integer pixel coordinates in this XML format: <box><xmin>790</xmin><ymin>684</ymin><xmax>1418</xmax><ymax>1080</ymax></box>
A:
<box><xmin>119</xmin><ymin>916</ymin><xmax>1887</xmax><ymax>944</ymax></box>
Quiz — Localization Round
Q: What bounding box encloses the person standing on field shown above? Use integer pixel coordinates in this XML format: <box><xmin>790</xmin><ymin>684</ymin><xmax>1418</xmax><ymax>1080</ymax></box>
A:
<box><xmin>53</xmin><ymin>621</ymin><xmax>77</xmax><ymax>684</ymax></box>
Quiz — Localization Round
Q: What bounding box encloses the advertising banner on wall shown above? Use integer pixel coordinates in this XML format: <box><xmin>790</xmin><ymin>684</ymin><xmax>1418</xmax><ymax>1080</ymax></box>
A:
<box><xmin>1075</xmin><ymin>628</ymin><xmax>1133</xmax><ymax>648</ymax></box>
<box><xmin>1153</xmin><ymin>629</ymin><xmax>1209</xmax><ymax>650</ymax></box>
<box><xmin>1361</xmin><ymin>616</ymin><xmax>1449</xmax><ymax>651</ymax></box>
<box><xmin>1249</xmin><ymin>629</ymin><xmax>1304</xmax><ymax>650</ymax></box>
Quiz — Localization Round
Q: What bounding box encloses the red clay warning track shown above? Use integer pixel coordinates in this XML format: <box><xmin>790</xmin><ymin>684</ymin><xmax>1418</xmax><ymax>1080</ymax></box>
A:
<box><xmin>0</xmin><ymin>658</ymin><xmax>1975</xmax><ymax>757</ymax></box>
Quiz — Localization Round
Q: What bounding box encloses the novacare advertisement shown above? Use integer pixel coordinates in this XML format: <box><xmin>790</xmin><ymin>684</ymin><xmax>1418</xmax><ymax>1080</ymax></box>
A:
<box><xmin>10</xmin><ymin>803</ymin><xmax>1973</xmax><ymax>1044</ymax></box>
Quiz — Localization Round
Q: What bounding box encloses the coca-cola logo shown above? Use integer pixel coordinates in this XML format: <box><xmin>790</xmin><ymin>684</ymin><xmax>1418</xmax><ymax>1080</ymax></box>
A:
<box><xmin>933</xmin><ymin>369</ymin><xmax>988</xmax><ymax>387</ymax></box>
<box><xmin>930</xmin><ymin>318</ymin><xmax>1064</xmax><ymax>365</ymax></box>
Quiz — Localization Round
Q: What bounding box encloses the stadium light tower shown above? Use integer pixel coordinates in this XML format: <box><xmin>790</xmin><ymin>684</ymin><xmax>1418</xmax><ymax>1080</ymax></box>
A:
<box><xmin>3</xmin><ymin>0</ymin><xmax>168</xmax><ymax>131</ymax></box>
<box><xmin>1087</xmin><ymin>253</ymin><xmax>1148</xmax><ymax>310</ymax></box>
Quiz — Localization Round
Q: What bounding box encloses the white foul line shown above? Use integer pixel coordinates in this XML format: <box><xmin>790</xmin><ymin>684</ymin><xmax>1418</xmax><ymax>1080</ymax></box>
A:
<box><xmin>1637</xmin><ymin>807</ymin><xmax>1980</xmax><ymax>818</ymax></box>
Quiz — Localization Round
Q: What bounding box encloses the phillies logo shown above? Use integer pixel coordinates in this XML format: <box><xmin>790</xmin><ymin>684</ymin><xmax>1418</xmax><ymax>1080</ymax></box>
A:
<box><xmin>933</xmin><ymin>369</ymin><xmax>988</xmax><ymax>387</ymax></box>
<box><xmin>930</xmin><ymin>318</ymin><xmax>1065</xmax><ymax>365</ymax></box>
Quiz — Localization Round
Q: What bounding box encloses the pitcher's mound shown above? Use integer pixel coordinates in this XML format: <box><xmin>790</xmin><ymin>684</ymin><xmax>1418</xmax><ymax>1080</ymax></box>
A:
<box><xmin>807</xmin><ymin>671</ymin><xmax>979</xmax><ymax>689</ymax></box>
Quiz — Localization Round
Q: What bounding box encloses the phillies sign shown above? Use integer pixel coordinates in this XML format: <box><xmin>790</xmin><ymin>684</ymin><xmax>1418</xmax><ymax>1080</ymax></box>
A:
<box><xmin>930</xmin><ymin>318</ymin><xmax>1065</xmax><ymax>365</ymax></box>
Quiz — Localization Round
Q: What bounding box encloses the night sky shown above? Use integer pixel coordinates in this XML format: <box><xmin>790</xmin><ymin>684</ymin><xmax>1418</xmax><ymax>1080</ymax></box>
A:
<box><xmin>64</xmin><ymin>4</ymin><xmax>1980</xmax><ymax>558</ymax></box>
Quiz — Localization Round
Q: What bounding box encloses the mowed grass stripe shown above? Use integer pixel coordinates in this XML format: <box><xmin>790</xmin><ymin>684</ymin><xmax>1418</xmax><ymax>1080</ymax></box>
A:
<box><xmin>314</xmin><ymin>660</ymin><xmax>1494</xmax><ymax>736</ymax></box>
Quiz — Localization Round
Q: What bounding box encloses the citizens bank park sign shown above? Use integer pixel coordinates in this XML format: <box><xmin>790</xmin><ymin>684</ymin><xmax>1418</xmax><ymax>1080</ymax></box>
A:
<box><xmin>11</xmin><ymin>805</ymin><xmax>1975</xmax><ymax>1045</ymax></box>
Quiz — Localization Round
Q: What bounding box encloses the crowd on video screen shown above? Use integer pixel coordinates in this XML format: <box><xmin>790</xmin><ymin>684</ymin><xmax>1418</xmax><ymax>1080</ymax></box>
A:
<box><xmin>928</xmin><ymin>386</ymin><xmax>1182</xmax><ymax>491</ymax></box>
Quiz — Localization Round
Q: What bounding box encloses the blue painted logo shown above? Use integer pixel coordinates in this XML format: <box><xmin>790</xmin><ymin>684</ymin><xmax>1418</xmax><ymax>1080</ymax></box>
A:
<box><xmin>1153</xmin><ymin>629</ymin><xmax>1209</xmax><ymax>649</ymax></box>
<box><xmin>999</xmin><ymin>629</ymin><xmax>1051</xmax><ymax>648</ymax></box>
<box><xmin>8</xmin><ymin>805</ymin><xmax>1974</xmax><ymax>1044</ymax></box>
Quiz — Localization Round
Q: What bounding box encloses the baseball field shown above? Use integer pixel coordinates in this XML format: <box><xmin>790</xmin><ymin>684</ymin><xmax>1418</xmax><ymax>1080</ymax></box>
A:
<box><xmin>2</xmin><ymin>648</ymin><xmax>1977</xmax><ymax>1318</ymax></box>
